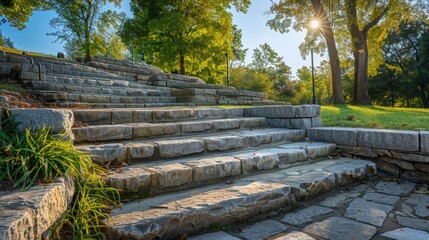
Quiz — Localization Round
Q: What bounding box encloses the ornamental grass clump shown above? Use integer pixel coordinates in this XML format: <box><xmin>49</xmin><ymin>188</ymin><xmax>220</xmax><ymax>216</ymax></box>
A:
<box><xmin>0</xmin><ymin>110</ymin><xmax>120</xmax><ymax>239</ymax></box>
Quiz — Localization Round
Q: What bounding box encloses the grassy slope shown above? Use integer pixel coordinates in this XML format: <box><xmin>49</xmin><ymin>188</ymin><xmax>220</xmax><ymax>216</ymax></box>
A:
<box><xmin>321</xmin><ymin>105</ymin><xmax>429</xmax><ymax>130</ymax></box>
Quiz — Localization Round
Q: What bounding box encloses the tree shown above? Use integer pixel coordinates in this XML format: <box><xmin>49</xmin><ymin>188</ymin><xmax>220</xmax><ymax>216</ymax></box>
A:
<box><xmin>417</xmin><ymin>26</ymin><xmax>429</xmax><ymax>107</ymax></box>
<box><xmin>120</xmin><ymin>0</ymin><xmax>250</xmax><ymax>80</ymax></box>
<box><xmin>0</xmin><ymin>0</ymin><xmax>49</xmax><ymax>30</ymax></box>
<box><xmin>48</xmin><ymin>0</ymin><xmax>122</xmax><ymax>62</ymax></box>
<box><xmin>231</xmin><ymin>25</ymin><xmax>247</xmax><ymax>67</ymax></box>
<box><xmin>0</xmin><ymin>30</ymin><xmax>14</xmax><ymax>48</ymax></box>
<box><xmin>268</xmin><ymin>0</ymin><xmax>345</xmax><ymax>104</ymax></box>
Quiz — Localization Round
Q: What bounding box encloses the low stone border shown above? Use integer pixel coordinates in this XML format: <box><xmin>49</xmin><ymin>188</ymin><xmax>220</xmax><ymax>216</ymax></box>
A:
<box><xmin>0</xmin><ymin>176</ymin><xmax>75</xmax><ymax>240</ymax></box>
<box><xmin>308</xmin><ymin>127</ymin><xmax>429</xmax><ymax>183</ymax></box>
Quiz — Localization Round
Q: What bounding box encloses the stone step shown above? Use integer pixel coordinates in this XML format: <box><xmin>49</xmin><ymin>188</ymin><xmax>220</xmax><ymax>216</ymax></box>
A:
<box><xmin>72</xmin><ymin>117</ymin><xmax>268</xmax><ymax>143</ymax></box>
<box><xmin>104</xmin><ymin>141</ymin><xmax>335</xmax><ymax>195</ymax></box>
<box><xmin>44</xmin><ymin>74</ymin><xmax>171</xmax><ymax>91</ymax></box>
<box><xmin>73</xmin><ymin>107</ymin><xmax>245</xmax><ymax>125</ymax></box>
<box><xmin>51</xmin><ymin>102</ymin><xmax>195</xmax><ymax>109</ymax></box>
<box><xmin>75</xmin><ymin>128</ymin><xmax>308</xmax><ymax>164</ymax></box>
<box><xmin>106</xmin><ymin>158</ymin><xmax>376</xmax><ymax>239</ymax></box>
<box><xmin>31</xmin><ymin>81</ymin><xmax>171</xmax><ymax>97</ymax></box>
<box><xmin>35</xmin><ymin>91</ymin><xmax>176</xmax><ymax>104</ymax></box>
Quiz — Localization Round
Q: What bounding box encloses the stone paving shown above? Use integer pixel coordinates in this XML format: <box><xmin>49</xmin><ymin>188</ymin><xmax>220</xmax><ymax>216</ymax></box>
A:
<box><xmin>190</xmin><ymin>179</ymin><xmax>429</xmax><ymax>240</ymax></box>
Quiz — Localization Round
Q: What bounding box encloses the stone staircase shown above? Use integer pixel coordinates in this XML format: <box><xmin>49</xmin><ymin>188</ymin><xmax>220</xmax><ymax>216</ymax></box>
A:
<box><xmin>70</xmin><ymin>106</ymin><xmax>377</xmax><ymax>239</ymax></box>
<box><xmin>1</xmin><ymin>53</ymin><xmax>285</xmax><ymax>107</ymax></box>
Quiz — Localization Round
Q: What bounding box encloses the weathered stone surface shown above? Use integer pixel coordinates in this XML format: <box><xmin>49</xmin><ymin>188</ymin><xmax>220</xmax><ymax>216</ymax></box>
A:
<box><xmin>0</xmin><ymin>176</ymin><xmax>75</xmax><ymax>240</ymax></box>
<box><xmin>75</xmin><ymin>143</ymin><xmax>127</xmax><ymax>163</ymax></box>
<box><xmin>236</xmin><ymin>152</ymin><xmax>279</xmax><ymax>174</ymax></box>
<box><xmin>239</xmin><ymin>220</ymin><xmax>287</xmax><ymax>240</ymax></box>
<box><xmin>190</xmin><ymin>231</ymin><xmax>240</xmax><ymax>240</ymax></box>
<box><xmin>272</xmin><ymin>231</ymin><xmax>315</xmax><ymax>240</ymax></box>
<box><xmin>318</xmin><ymin>191</ymin><xmax>361</xmax><ymax>208</ymax></box>
<box><xmin>133</xmin><ymin>110</ymin><xmax>152</xmax><ymax>123</ymax></box>
<box><xmin>362</xmin><ymin>192</ymin><xmax>400</xmax><ymax>205</ymax></box>
<box><xmin>147</xmin><ymin>163</ymin><xmax>193</xmax><ymax>188</ymax></box>
<box><xmin>73</xmin><ymin>125</ymin><xmax>132</xmax><ymax>142</ymax></box>
<box><xmin>311</xmin><ymin>117</ymin><xmax>322</xmax><ymax>127</ymax></box>
<box><xmin>381</xmin><ymin>227</ymin><xmax>429</xmax><ymax>240</ymax></box>
<box><xmin>421</xmin><ymin>131</ymin><xmax>429</xmax><ymax>154</ymax></box>
<box><xmin>181</xmin><ymin>121</ymin><xmax>212</xmax><ymax>133</ymax></box>
<box><xmin>242</xmin><ymin>132</ymin><xmax>272</xmax><ymax>147</ymax></box>
<box><xmin>107</xmin><ymin>168</ymin><xmax>154</xmax><ymax>192</ymax></box>
<box><xmin>402</xmin><ymin>170</ymin><xmax>429</xmax><ymax>183</ymax></box>
<box><xmin>290</xmin><ymin>118</ymin><xmax>313</xmax><ymax>129</ymax></box>
<box><xmin>10</xmin><ymin>108</ymin><xmax>74</xmax><ymax>135</ymax></box>
<box><xmin>108</xmin><ymin>181</ymin><xmax>291</xmax><ymax>239</ymax></box>
<box><xmin>204</xmin><ymin>136</ymin><xmax>246</xmax><ymax>152</ymax></box>
<box><xmin>396</xmin><ymin>216</ymin><xmax>429</xmax><ymax>231</ymax></box>
<box><xmin>373</xmin><ymin>159</ymin><xmax>400</xmax><ymax>177</ymax></box>
<box><xmin>414</xmin><ymin>163</ymin><xmax>429</xmax><ymax>173</ymax></box>
<box><xmin>283</xmin><ymin>129</ymin><xmax>306</xmax><ymax>141</ymax></box>
<box><xmin>270</xmin><ymin>148</ymin><xmax>308</xmax><ymax>164</ymax></box>
<box><xmin>244</xmin><ymin>106</ymin><xmax>295</xmax><ymax>118</ymax></box>
<box><xmin>281</xmin><ymin>206</ymin><xmax>333</xmax><ymax>225</ymax></box>
<box><xmin>303</xmin><ymin>217</ymin><xmax>376</xmax><ymax>240</ymax></box>
<box><xmin>126</xmin><ymin>143</ymin><xmax>155</xmax><ymax>159</ymax></box>
<box><xmin>337</xmin><ymin>145</ymin><xmax>377</xmax><ymax>158</ymax></box>
<box><xmin>344</xmin><ymin>198</ymin><xmax>394</xmax><ymax>227</ymax></box>
<box><xmin>153</xmin><ymin>109</ymin><xmax>196</xmax><ymax>122</ymax></box>
<box><xmin>277</xmin><ymin>142</ymin><xmax>335</xmax><ymax>159</ymax></box>
<box><xmin>132</xmin><ymin>123</ymin><xmax>180</xmax><ymax>138</ymax></box>
<box><xmin>404</xmin><ymin>193</ymin><xmax>429</xmax><ymax>218</ymax></box>
<box><xmin>357</xmin><ymin>129</ymin><xmax>419</xmax><ymax>152</ymax></box>
<box><xmin>379</xmin><ymin>156</ymin><xmax>416</xmax><ymax>170</ymax></box>
<box><xmin>325</xmin><ymin>159</ymin><xmax>376</xmax><ymax>185</ymax></box>
<box><xmin>156</xmin><ymin>139</ymin><xmax>204</xmax><ymax>158</ymax></box>
<box><xmin>308</xmin><ymin>127</ymin><xmax>358</xmax><ymax>146</ymax></box>
<box><xmin>295</xmin><ymin>105</ymin><xmax>320</xmax><ymax>117</ymax></box>
<box><xmin>112</xmin><ymin>111</ymin><xmax>133</xmax><ymax>123</ymax></box>
<box><xmin>186</xmin><ymin>157</ymin><xmax>241</xmax><ymax>181</ymax></box>
<box><xmin>73</xmin><ymin>110</ymin><xmax>111</xmax><ymax>124</ymax></box>
<box><xmin>374</xmin><ymin>181</ymin><xmax>415</xmax><ymax>196</ymax></box>
<box><xmin>211</xmin><ymin>119</ymin><xmax>241</xmax><ymax>131</ymax></box>
<box><xmin>240</xmin><ymin>118</ymin><xmax>266</xmax><ymax>128</ymax></box>
<box><xmin>390</xmin><ymin>151</ymin><xmax>429</xmax><ymax>163</ymax></box>
<box><xmin>266</xmin><ymin>118</ymin><xmax>291</xmax><ymax>128</ymax></box>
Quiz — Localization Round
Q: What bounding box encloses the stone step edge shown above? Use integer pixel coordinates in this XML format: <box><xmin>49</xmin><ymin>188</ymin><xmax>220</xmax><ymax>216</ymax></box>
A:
<box><xmin>106</xmin><ymin>158</ymin><xmax>376</xmax><ymax>240</ymax></box>
<box><xmin>73</xmin><ymin>107</ymin><xmax>246</xmax><ymax>125</ymax></box>
<box><xmin>51</xmin><ymin>102</ymin><xmax>196</xmax><ymax>109</ymax></box>
<box><xmin>72</xmin><ymin>117</ymin><xmax>268</xmax><ymax>143</ymax></box>
<box><xmin>105</xmin><ymin>141</ymin><xmax>336</xmax><ymax>194</ymax></box>
<box><xmin>75</xmin><ymin>129</ymin><xmax>307</xmax><ymax>164</ymax></box>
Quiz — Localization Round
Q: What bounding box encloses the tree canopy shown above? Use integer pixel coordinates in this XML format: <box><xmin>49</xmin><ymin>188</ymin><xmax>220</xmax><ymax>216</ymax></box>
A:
<box><xmin>0</xmin><ymin>0</ymin><xmax>49</xmax><ymax>30</ymax></box>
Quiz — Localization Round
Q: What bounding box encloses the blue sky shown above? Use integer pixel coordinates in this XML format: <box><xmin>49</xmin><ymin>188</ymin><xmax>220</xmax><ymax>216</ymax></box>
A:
<box><xmin>0</xmin><ymin>0</ymin><xmax>324</xmax><ymax>76</ymax></box>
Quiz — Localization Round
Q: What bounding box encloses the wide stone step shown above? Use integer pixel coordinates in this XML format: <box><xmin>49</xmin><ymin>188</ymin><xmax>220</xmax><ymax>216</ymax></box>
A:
<box><xmin>104</xmin><ymin>141</ymin><xmax>335</xmax><ymax>195</ymax></box>
<box><xmin>52</xmin><ymin>102</ymin><xmax>195</xmax><ymax>109</ymax></box>
<box><xmin>106</xmin><ymin>158</ymin><xmax>376</xmax><ymax>239</ymax></box>
<box><xmin>31</xmin><ymin>81</ymin><xmax>171</xmax><ymax>97</ymax></box>
<box><xmin>73</xmin><ymin>107</ymin><xmax>245</xmax><ymax>125</ymax></box>
<box><xmin>35</xmin><ymin>91</ymin><xmax>176</xmax><ymax>104</ymax></box>
<box><xmin>75</xmin><ymin>128</ymin><xmax>307</xmax><ymax>164</ymax></box>
<box><xmin>72</xmin><ymin>117</ymin><xmax>267</xmax><ymax>143</ymax></box>
<box><xmin>44</xmin><ymin>74</ymin><xmax>171</xmax><ymax>91</ymax></box>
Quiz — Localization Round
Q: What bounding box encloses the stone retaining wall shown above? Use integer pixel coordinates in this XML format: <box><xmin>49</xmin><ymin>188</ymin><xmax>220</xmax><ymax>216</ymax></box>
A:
<box><xmin>308</xmin><ymin>127</ymin><xmax>429</xmax><ymax>183</ymax></box>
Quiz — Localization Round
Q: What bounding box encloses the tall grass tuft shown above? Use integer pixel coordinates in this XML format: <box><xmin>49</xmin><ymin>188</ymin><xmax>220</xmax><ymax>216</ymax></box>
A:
<box><xmin>0</xmin><ymin>110</ymin><xmax>120</xmax><ymax>239</ymax></box>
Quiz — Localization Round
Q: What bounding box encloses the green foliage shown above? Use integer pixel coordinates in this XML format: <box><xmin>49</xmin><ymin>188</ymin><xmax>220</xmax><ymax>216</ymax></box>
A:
<box><xmin>121</xmin><ymin>0</ymin><xmax>250</xmax><ymax>83</ymax></box>
<box><xmin>48</xmin><ymin>0</ymin><xmax>125</xmax><ymax>61</ymax></box>
<box><xmin>0</xmin><ymin>0</ymin><xmax>49</xmax><ymax>30</ymax></box>
<box><xmin>0</xmin><ymin>112</ymin><xmax>120</xmax><ymax>239</ymax></box>
<box><xmin>0</xmin><ymin>30</ymin><xmax>14</xmax><ymax>48</ymax></box>
<box><xmin>321</xmin><ymin>105</ymin><xmax>429</xmax><ymax>130</ymax></box>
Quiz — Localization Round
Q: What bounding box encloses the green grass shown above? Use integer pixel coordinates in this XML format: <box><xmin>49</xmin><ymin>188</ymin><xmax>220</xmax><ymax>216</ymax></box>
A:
<box><xmin>321</xmin><ymin>105</ymin><xmax>429</xmax><ymax>130</ymax></box>
<box><xmin>0</xmin><ymin>83</ymin><xmax>30</xmax><ymax>94</ymax></box>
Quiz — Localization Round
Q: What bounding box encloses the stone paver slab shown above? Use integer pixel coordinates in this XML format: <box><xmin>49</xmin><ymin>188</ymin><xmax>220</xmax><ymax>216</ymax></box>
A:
<box><xmin>404</xmin><ymin>193</ymin><xmax>429</xmax><ymax>218</ymax></box>
<box><xmin>396</xmin><ymin>216</ymin><xmax>429</xmax><ymax>232</ymax></box>
<box><xmin>357</xmin><ymin>129</ymin><xmax>420</xmax><ymax>151</ymax></box>
<box><xmin>271</xmin><ymin>231</ymin><xmax>316</xmax><ymax>240</ymax></box>
<box><xmin>239</xmin><ymin>220</ymin><xmax>287</xmax><ymax>240</ymax></box>
<box><xmin>185</xmin><ymin>157</ymin><xmax>241</xmax><ymax>182</ymax></box>
<box><xmin>302</xmin><ymin>217</ymin><xmax>377</xmax><ymax>240</ymax></box>
<box><xmin>190</xmin><ymin>231</ymin><xmax>240</xmax><ymax>240</ymax></box>
<box><xmin>318</xmin><ymin>191</ymin><xmax>361</xmax><ymax>208</ymax></box>
<box><xmin>344</xmin><ymin>198</ymin><xmax>394</xmax><ymax>227</ymax></box>
<box><xmin>374</xmin><ymin>181</ymin><xmax>415</xmax><ymax>196</ymax></box>
<box><xmin>381</xmin><ymin>227</ymin><xmax>429</xmax><ymax>240</ymax></box>
<box><xmin>281</xmin><ymin>206</ymin><xmax>333</xmax><ymax>225</ymax></box>
<box><xmin>362</xmin><ymin>192</ymin><xmax>400</xmax><ymax>206</ymax></box>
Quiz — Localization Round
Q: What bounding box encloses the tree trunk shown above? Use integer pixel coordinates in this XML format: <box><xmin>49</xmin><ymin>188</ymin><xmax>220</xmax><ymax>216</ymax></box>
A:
<box><xmin>180</xmin><ymin>53</ymin><xmax>185</xmax><ymax>75</ymax></box>
<box><xmin>311</xmin><ymin>0</ymin><xmax>345</xmax><ymax>104</ymax></box>
<box><xmin>352</xmin><ymin>36</ymin><xmax>371</xmax><ymax>105</ymax></box>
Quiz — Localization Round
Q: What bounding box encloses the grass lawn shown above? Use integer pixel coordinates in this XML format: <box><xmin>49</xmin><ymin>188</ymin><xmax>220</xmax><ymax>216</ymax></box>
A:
<box><xmin>321</xmin><ymin>105</ymin><xmax>429</xmax><ymax>131</ymax></box>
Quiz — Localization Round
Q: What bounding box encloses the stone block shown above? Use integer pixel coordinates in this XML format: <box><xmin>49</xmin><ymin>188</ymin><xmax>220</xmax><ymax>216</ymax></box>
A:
<box><xmin>295</xmin><ymin>105</ymin><xmax>320</xmax><ymax>117</ymax></box>
<box><xmin>153</xmin><ymin>109</ymin><xmax>196</xmax><ymax>122</ymax></box>
<box><xmin>421</xmin><ymin>131</ymin><xmax>429</xmax><ymax>154</ymax></box>
<box><xmin>155</xmin><ymin>139</ymin><xmax>204</xmax><ymax>158</ymax></box>
<box><xmin>190</xmin><ymin>231</ymin><xmax>240</xmax><ymax>240</ymax></box>
<box><xmin>281</xmin><ymin>206</ymin><xmax>333</xmax><ymax>225</ymax></box>
<box><xmin>308</xmin><ymin>127</ymin><xmax>358</xmax><ymax>146</ymax></box>
<box><xmin>391</xmin><ymin>151</ymin><xmax>429</xmax><ymax>163</ymax></box>
<box><xmin>290</xmin><ymin>118</ymin><xmax>312</xmax><ymax>129</ymax></box>
<box><xmin>75</xmin><ymin>143</ymin><xmax>127</xmax><ymax>164</ymax></box>
<box><xmin>125</xmin><ymin>143</ymin><xmax>155</xmax><ymax>160</ymax></box>
<box><xmin>243</xmin><ymin>133</ymin><xmax>272</xmax><ymax>147</ymax></box>
<box><xmin>243</xmin><ymin>106</ymin><xmax>295</xmax><ymax>118</ymax></box>
<box><xmin>241</xmin><ymin>118</ymin><xmax>266</xmax><ymax>128</ymax></box>
<box><xmin>204</xmin><ymin>136</ymin><xmax>246</xmax><ymax>151</ymax></box>
<box><xmin>381</xmin><ymin>228</ymin><xmax>429</xmax><ymax>240</ymax></box>
<box><xmin>107</xmin><ymin>168</ymin><xmax>154</xmax><ymax>192</ymax></box>
<box><xmin>344</xmin><ymin>198</ymin><xmax>394</xmax><ymax>227</ymax></box>
<box><xmin>132</xmin><ymin>123</ymin><xmax>180</xmax><ymax>138</ymax></box>
<box><xmin>133</xmin><ymin>110</ymin><xmax>152</xmax><ymax>123</ymax></box>
<box><xmin>414</xmin><ymin>163</ymin><xmax>429</xmax><ymax>173</ymax></box>
<box><xmin>283</xmin><ymin>129</ymin><xmax>306</xmax><ymax>141</ymax></box>
<box><xmin>10</xmin><ymin>108</ymin><xmax>74</xmax><ymax>136</ymax></box>
<box><xmin>112</xmin><ymin>111</ymin><xmax>133</xmax><ymax>124</ymax></box>
<box><xmin>236</xmin><ymin>152</ymin><xmax>280</xmax><ymax>174</ymax></box>
<box><xmin>374</xmin><ymin>181</ymin><xmax>415</xmax><ymax>196</ymax></box>
<box><xmin>211</xmin><ymin>119</ymin><xmax>241</xmax><ymax>131</ymax></box>
<box><xmin>311</xmin><ymin>117</ymin><xmax>323</xmax><ymax>127</ymax></box>
<box><xmin>357</xmin><ymin>129</ymin><xmax>419</xmax><ymax>152</ymax></box>
<box><xmin>401</xmin><ymin>170</ymin><xmax>429</xmax><ymax>183</ymax></box>
<box><xmin>186</xmin><ymin>157</ymin><xmax>241</xmax><ymax>181</ymax></box>
<box><xmin>147</xmin><ymin>163</ymin><xmax>193</xmax><ymax>188</ymax></box>
<box><xmin>337</xmin><ymin>145</ymin><xmax>377</xmax><ymax>158</ymax></box>
<box><xmin>239</xmin><ymin>220</ymin><xmax>287</xmax><ymax>240</ymax></box>
<box><xmin>73</xmin><ymin>125</ymin><xmax>132</xmax><ymax>143</ymax></box>
<box><xmin>181</xmin><ymin>121</ymin><xmax>212</xmax><ymax>133</ymax></box>
<box><xmin>266</xmin><ymin>118</ymin><xmax>292</xmax><ymax>128</ymax></box>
